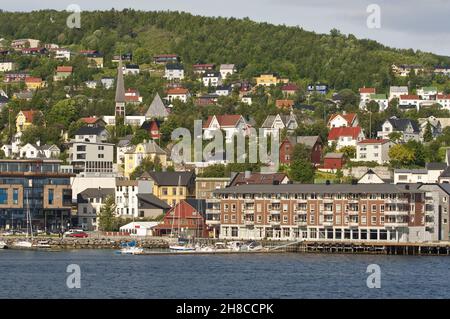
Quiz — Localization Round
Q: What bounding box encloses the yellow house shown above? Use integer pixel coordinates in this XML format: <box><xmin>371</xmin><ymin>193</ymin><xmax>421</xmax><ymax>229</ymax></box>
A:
<box><xmin>25</xmin><ymin>77</ymin><xmax>45</xmax><ymax>90</ymax></box>
<box><xmin>16</xmin><ymin>110</ymin><xmax>44</xmax><ymax>133</ymax></box>
<box><xmin>147</xmin><ymin>171</ymin><xmax>196</xmax><ymax>207</ymax></box>
<box><xmin>124</xmin><ymin>140</ymin><xmax>168</xmax><ymax>178</ymax></box>
<box><xmin>255</xmin><ymin>74</ymin><xmax>289</xmax><ymax>87</ymax></box>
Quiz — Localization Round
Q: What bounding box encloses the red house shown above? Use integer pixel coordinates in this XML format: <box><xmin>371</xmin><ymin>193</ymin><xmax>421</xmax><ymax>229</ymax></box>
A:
<box><xmin>279</xmin><ymin>136</ymin><xmax>323</xmax><ymax>166</ymax></box>
<box><xmin>323</xmin><ymin>153</ymin><xmax>345</xmax><ymax>170</ymax></box>
<box><xmin>153</xmin><ymin>200</ymin><xmax>208</xmax><ymax>238</ymax></box>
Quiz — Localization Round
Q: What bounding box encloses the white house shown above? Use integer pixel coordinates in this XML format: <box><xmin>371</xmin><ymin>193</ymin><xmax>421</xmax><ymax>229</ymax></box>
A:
<box><xmin>394</xmin><ymin>163</ymin><xmax>447</xmax><ymax>184</ymax></box>
<box><xmin>327</xmin><ymin>113</ymin><xmax>358</xmax><ymax>129</ymax></box>
<box><xmin>241</xmin><ymin>96</ymin><xmax>252</xmax><ymax>105</ymax></box>
<box><xmin>0</xmin><ymin>61</ymin><xmax>16</xmax><ymax>72</ymax></box>
<box><xmin>77</xmin><ymin>187</ymin><xmax>115</xmax><ymax>230</ymax></box>
<box><xmin>220</xmin><ymin>64</ymin><xmax>236</xmax><ymax>79</ymax></box>
<box><xmin>203</xmin><ymin>114</ymin><xmax>249</xmax><ymax>142</ymax></box>
<box><xmin>1</xmin><ymin>144</ymin><xmax>12</xmax><ymax>157</ymax></box>
<box><xmin>417</xmin><ymin>87</ymin><xmax>438</xmax><ymax>100</ymax></box>
<box><xmin>19</xmin><ymin>143</ymin><xmax>60</xmax><ymax>159</ymax></box>
<box><xmin>377</xmin><ymin>117</ymin><xmax>421</xmax><ymax>142</ymax></box>
<box><xmin>399</xmin><ymin>95</ymin><xmax>422</xmax><ymax>111</ymax></box>
<box><xmin>327</xmin><ymin>126</ymin><xmax>365</xmax><ymax>150</ymax></box>
<box><xmin>215</xmin><ymin>85</ymin><xmax>232</xmax><ymax>96</ymax></box>
<box><xmin>164</xmin><ymin>63</ymin><xmax>184</xmax><ymax>81</ymax></box>
<box><xmin>355</xmin><ymin>139</ymin><xmax>393</xmax><ymax>164</ymax></box>
<box><xmin>54</xmin><ymin>48</ymin><xmax>72</xmax><ymax>60</ymax></box>
<box><xmin>119</xmin><ymin>222</ymin><xmax>160</xmax><ymax>237</ymax></box>
<box><xmin>389</xmin><ymin>86</ymin><xmax>409</xmax><ymax>101</ymax></box>
<box><xmin>367</xmin><ymin>94</ymin><xmax>389</xmax><ymax>111</ymax></box>
<box><xmin>358</xmin><ymin>87</ymin><xmax>376</xmax><ymax>109</ymax></box>
<box><xmin>261</xmin><ymin>114</ymin><xmax>298</xmax><ymax>137</ymax></box>
<box><xmin>123</xmin><ymin>64</ymin><xmax>140</xmax><ymax>75</ymax></box>
<box><xmin>436</xmin><ymin>94</ymin><xmax>450</xmax><ymax>110</ymax></box>
<box><xmin>166</xmin><ymin>88</ymin><xmax>190</xmax><ymax>103</ymax></box>
<box><xmin>85</xmin><ymin>81</ymin><xmax>98</xmax><ymax>89</ymax></box>
<box><xmin>101</xmin><ymin>77</ymin><xmax>115</xmax><ymax>89</ymax></box>
<box><xmin>202</xmin><ymin>71</ymin><xmax>222</xmax><ymax>87</ymax></box>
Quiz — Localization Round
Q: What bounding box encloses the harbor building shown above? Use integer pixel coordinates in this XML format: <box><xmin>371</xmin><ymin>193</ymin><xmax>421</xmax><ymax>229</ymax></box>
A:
<box><xmin>0</xmin><ymin>159</ymin><xmax>74</xmax><ymax>231</ymax></box>
<box><xmin>210</xmin><ymin>183</ymin><xmax>431</xmax><ymax>242</ymax></box>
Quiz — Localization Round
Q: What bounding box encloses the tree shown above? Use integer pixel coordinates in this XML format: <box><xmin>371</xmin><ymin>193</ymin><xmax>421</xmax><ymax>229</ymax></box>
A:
<box><xmin>366</xmin><ymin>101</ymin><xmax>380</xmax><ymax>113</ymax></box>
<box><xmin>289</xmin><ymin>159</ymin><xmax>315</xmax><ymax>183</ymax></box>
<box><xmin>98</xmin><ymin>196</ymin><xmax>117</xmax><ymax>232</ymax></box>
<box><xmin>131</xmin><ymin>129</ymin><xmax>150</xmax><ymax>145</ymax></box>
<box><xmin>388</xmin><ymin>144</ymin><xmax>414</xmax><ymax>168</ymax></box>
<box><xmin>338</xmin><ymin>146</ymin><xmax>356</xmax><ymax>160</ymax></box>
<box><xmin>388</xmin><ymin>132</ymin><xmax>403</xmax><ymax>143</ymax></box>
<box><xmin>423</xmin><ymin>122</ymin><xmax>433</xmax><ymax>142</ymax></box>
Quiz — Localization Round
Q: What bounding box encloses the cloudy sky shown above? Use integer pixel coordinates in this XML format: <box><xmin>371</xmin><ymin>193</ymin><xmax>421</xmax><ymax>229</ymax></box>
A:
<box><xmin>2</xmin><ymin>0</ymin><xmax>450</xmax><ymax>56</ymax></box>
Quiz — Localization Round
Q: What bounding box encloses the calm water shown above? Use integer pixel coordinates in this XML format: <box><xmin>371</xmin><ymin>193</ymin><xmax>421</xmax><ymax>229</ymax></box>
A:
<box><xmin>1</xmin><ymin>249</ymin><xmax>449</xmax><ymax>298</ymax></box>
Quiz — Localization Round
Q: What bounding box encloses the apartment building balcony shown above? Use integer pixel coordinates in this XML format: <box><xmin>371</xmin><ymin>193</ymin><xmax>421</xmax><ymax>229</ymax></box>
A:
<box><xmin>348</xmin><ymin>221</ymin><xmax>359</xmax><ymax>227</ymax></box>
<box><xmin>271</xmin><ymin>199</ymin><xmax>281</xmax><ymax>204</ymax></box>
<box><xmin>322</xmin><ymin>221</ymin><xmax>334</xmax><ymax>227</ymax></box>
<box><xmin>297</xmin><ymin>221</ymin><xmax>308</xmax><ymax>227</ymax></box>
<box><xmin>384</xmin><ymin>210</ymin><xmax>409</xmax><ymax>217</ymax></box>
<box><xmin>297</xmin><ymin>198</ymin><xmax>308</xmax><ymax>204</ymax></box>
<box><xmin>322</xmin><ymin>198</ymin><xmax>334</xmax><ymax>204</ymax></box>
<box><xmin>270</xmin><ymin>209</ymin><xmax>281</xmax><ymax>215</ymax></box>
<box><xmin>385</xmin><ymin>198</ymin><xmax>409</xmax><ymax>204</ymax></box>
<box><xmin>244</xmin><ymin>220</ymin><xmax>255</xmax><ymax>226</ymax></box>
<box><xmin>323</xmin><ymin>210</ymin><xmax>334</xmax><ymax>216</ymax></box>
<box><xmin>206</xmin><ymin>208</ymin><xmax>221</xmax><ymax>214</ymax></box>
<box><xmin>347</xmin><ymin>199</ymin><xmax>359</xmax><ymax>204</ymax></box>
<box><xmin>270</xmin><ymin>220</ymin><xmax>281</xmax><ymax>227</ymax></box>
<box><xmin>243</xmin><ymin>198</ymin><xmax>255</xmax><ymax>203</ymax></box>
<box><xmin>244</xmin><ymin>209</ymin><xmax>255</xmax><ymax>215</ymax></box>
<box><xmin>296</xmin><ymin>210</ymin><xmax>307</xmax><ymax>216</ymax></box>
<box><xmin>206</xmin><ymin>219</ymin><xmax>221</xmax><ymax>226</ymax></box>
<box><xmin>347</xmin><ymin>211</ymin><xmax>359</xmax><ymax>216</ymax></box>
<box><xmin>207</xmin><ymin>198</ymin><xmax>221</xmax><ymax>203</ymax></box>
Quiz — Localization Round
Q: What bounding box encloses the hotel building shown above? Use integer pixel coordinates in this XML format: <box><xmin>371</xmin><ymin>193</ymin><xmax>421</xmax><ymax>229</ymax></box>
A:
<box><xmin>210</xmin><ymin>184</ymin><xmax>431</xmax><ymax>242</ymax></box>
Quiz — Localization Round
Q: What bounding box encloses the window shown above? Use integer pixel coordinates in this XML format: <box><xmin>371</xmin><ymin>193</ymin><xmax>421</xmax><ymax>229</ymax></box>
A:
<box><xmin>0</xmin><ymin>189</ymin><xmax>9</xmax><ymax>204</ymax></box>
<box><xmin>48</xmin><ymin>189</ymin><xmax>54</xmax><ymax>205</ymax></box>
<box><xmin>98</xmin><ymin>154</ymin><xmax>104</xmax><ymax>159</ymax></box>
<box><xmin>12</xmin><ymin>189</ymin><xmax>18</xmax><ymax>205</ymax></box>
<box><xmin>371</xmin><ymin>216</ymin><xmax>377</xmax><ymax>225</ymax></box>
<box><xmin>98</xmin><ymin>146</ymin><xmax>104</xmax><ymax>150</ymax></box>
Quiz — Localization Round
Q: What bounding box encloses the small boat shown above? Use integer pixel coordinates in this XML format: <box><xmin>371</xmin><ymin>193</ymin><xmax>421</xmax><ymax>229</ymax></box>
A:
<box><xmin>34</xmin><ymin>241</ymin><xmax>51</xmax><ymax>249</ymax></box>
<box><xmin>119</xmin><ymin>246</ymin><xmax>144</xmax><ymax>255</ymax></box>
<box><xmin>117</xmin><ymin>241</ymin><xmax>144</xmax><ymax>255</ymax></box>
<box><xmin>13</xmin><ymin>240</ymin><xmax>33</xmax><ymax>249</ymax></box>
<box><xmin>169</xmin><ymin>244</ymin><xmax>196</xmax><ymax>252</ymax></box>
<box><xmin>0</xmin><ymin>241</ymin><xmax>7</xmax><ymax>249</ymax></box>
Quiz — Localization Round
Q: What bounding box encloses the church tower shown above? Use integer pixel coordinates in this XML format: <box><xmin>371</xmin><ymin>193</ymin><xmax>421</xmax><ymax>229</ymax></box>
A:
<box><xmin>115</xmin><ymin>58</ymin><xmax>126</xmax><ymax>118</ymax></box>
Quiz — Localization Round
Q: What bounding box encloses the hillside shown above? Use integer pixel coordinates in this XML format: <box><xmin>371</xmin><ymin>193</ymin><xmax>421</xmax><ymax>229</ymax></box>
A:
<box><xmin>0</xmin><ymin>9</ymin><xmax>449</xmax><ymax>91</ymax></box>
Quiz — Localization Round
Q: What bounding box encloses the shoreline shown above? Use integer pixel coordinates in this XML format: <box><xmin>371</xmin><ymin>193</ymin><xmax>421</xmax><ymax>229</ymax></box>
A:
<box><xmin>2</xmin><ymin>237</ymin><xmax>450</xmax><ymax>256</ymax></box>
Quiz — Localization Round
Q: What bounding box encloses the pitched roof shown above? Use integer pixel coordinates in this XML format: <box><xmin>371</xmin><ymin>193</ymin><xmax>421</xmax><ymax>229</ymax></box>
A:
<box><xmin>203</xmin><ymin>115</ymin><xmax>244</xmax><ymax>128</ymax></box>
<box><xmin>386</xmin><ymin>117</ymin><xmax>420</xmax><ymax>132</ymax></box>
<box><xmin>81</xmin><ymin>117</ymin><xmax>103</xmax><ymax>124</ymax></box>
<box><xmin>78</xmin><ymin>188</ymin><xmax>114</xmax><ymax>202</ymax></box>
<box><xmin>137</xmin><ymin>193</ymin><xmax>171</xmax><ymax>210</ymax></box>
<box><xmin>275</xmin><ymin>99</ymin><xmax>294</xmax><ymax>109</ymax></box>
<box><xmin>294</xmin><ymin>136</ymin><xmax>322</xmax><ymax>148</ymax></box>
<box><xmin>328</xmin><ymin>126</ymin><xmax>362</xmax><ymax>140</ymax></box>
<box><xmin>148</xmin><ymin>171</ymin><xmax>195</xmax><ymax>186</ymax></box>
<box><xmin>328</xmin><ymin>113</ymin><xmax>357</xmax><ymax>126</ymax></box>
<box><xmin>324</xmin><ymin>152</ymin><xmax>344</xmax><ymax>159</ymax></box>
<box><xmin>145</xmin><ymin>93</ymin><xmax>169</xmax><ymax>118</ymax></box>
<box><xmin>281</xmin><ymin>84</ymin><xmax>299</xmax><ymax>91</ymax></box>
<box><xmin>261</xmin><ymin>114</ymin><xmax>297</xmax><ymax>128</ymax></box>
<box><xmin>133</xmin><ymin>140</ymin><xmax>166</xmax><ymax>155</ymax></box>
<box><xmin>25</xmin><ymin>77</ymin><xmax>42</xmax><ymax>83</ymax></box>
<box><xmin>229</xmin><ymin>172</ymin><xmax>288</xmax><ymax>187</ymax></box>
<box><xmin>115</xmin><ymin>59</ymin><xmax>126</xmax><ymax>103</ymax></box>
<box><xmin>426</xmin><ymin>162</ymin><xmax>447</xmax><ymax>170</ymax></box>
<box><xmin>167</xmin><ymin>88</ymin><xmax>189</xmax><ymax>95</ymax></box>
<box><xmin>19</xmin><ymin>110</ymin><xmax>41</xmax><ymax>122</ymax></box>
<box><xmin>400</xmin><ymin>94</ymin><xmax>421</xmax><ymax>100</ymax></box>
<box><xmin>56</xmin><ymin>66</ymin><xmax>73</xmax><ymax>73</ymax></box>
<box><xmin>359</xmin><ymin>87</ymin><xmax>376</xmax><ymax>94</ymax></box>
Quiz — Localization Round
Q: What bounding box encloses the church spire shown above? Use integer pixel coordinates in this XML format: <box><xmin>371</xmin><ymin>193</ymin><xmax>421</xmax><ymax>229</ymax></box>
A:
<box><xmin>115</xmin><ymin>57</ymin><xmax>126</xmax><ymax>118</ymax></box>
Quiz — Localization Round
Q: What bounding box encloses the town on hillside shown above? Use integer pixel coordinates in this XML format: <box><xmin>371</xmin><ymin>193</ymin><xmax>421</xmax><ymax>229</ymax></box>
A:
<box><xmin>2</xmin><ymin>33</ymin><xmax>450</xmax><ymax>244</ymax></box>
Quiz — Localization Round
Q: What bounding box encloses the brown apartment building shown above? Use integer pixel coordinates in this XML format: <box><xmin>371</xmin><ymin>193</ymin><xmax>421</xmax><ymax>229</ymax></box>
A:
<box><xmin>208</xmin><ymin>183</ymin><xmax>429</xmax><ymax>242</ymax></box>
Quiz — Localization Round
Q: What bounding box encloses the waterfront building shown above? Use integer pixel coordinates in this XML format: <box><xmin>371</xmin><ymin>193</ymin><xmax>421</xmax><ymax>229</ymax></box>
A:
<box><xmin>210</xmin><ymin>183</ymin><xmax>429</xmax><ymax>242</ymax></box>
<box><xmin>123</xmin><ymin>140</ymin><xmax>168</xmax><ymax>178</ymax></box>
<box><xmin>0</xmin><ymin>159</ymin><xmax>74</xmax><ymax>231</ymax></box>
<box><xmin>147</xmin><ymin>171</ymin><xmax>196</xmax><ymax>206</ymax></box>
<box><xmin>77</xmin><ymin>187</ymin><xmax>114</xmax><ymax>230</ymax></box>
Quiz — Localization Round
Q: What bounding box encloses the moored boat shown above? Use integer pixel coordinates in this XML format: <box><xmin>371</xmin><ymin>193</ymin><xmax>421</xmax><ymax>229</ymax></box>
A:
<box><xmin>13</xmin><ymin>240</ymin><xmax>33</xmax><ymax>249</ymax></box>
<box><xmin>0</xmin><ymin>241</ymin><xmax>7</xmax><ymax>249</ymax></box>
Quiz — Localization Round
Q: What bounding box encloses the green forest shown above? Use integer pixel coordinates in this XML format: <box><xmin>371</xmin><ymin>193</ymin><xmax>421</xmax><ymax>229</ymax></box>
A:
<box><xmin>0</xmin><ymin>9</ymin><xmax>449</xmax><ymax>92</ymax></box>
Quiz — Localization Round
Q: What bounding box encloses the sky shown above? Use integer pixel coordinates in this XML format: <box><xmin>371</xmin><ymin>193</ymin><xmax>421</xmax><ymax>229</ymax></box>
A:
<box><xmin>2</xmin><ymin>0</ymin><xmax>450</xmax><ymax>56</ymax></box>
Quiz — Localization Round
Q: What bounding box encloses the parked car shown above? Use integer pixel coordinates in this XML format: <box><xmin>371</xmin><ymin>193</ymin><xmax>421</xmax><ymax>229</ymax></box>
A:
<box><xmin>65</xmin><ymin>231</ymin><xmax>88</xmax><ymax>238</ymax></box>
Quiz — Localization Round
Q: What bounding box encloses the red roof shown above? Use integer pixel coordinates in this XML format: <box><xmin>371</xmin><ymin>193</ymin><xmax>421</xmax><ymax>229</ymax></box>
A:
<box><xmin>20</xmin><ymin>110</ymin><xmax>40</xmax><ymax>122</ymax></box>
<box><xmin>358</xmin><ymin>139</ymin><xmax>389</xmax><ymax>144</ymax></box>
<box><xmin>56</xmin><ymin>66</ymin><xmax>73</xmax><ymax>73</ymax></box>
<box><xmin>155</xmin><ymin>200</ymin><xmax>204</xmax><ymax>229</ymax></box>
<box><xmin>275</xmin><ymin>99</ymin><xmax>294</xmax><ymax>108</ymax></box>
<box><xmin>328</xmin><ymin>126</ymin><xmax>362</xmax><ymax>140</ymax></box>
<box><xmin>359</xmin><ymin>87</ymin><xmax>376</xmax><ymax>94</ymax></box>
<box><xmin>193</xmin><ymin>63</ymin><xmax>215</xmax><ymax>69</ymax></box>
<box><xmin>400</xmin><ymin>95</ymin><xmax>421</xmax><ymax>100</ymax></box>
<box><xmin>125</xmin><ymin>95</ymin><xmax>141</xmax><ymax>102</ymax></box>
<box><xmin>328</xmin><ymin>113</ymin><xmax>357</xmax><ymax>126</ymax></box>
<box><xmin>167</xmin><ymin>88</ymin><xmax>189</xmax><ymax>95</ymax></box>
<box><xmin>25</xmin><ymin>77</ymin><xmax>42</xmax><ymax>83</ymax></box>
<box><xmin>203</xmin><ymin>115</ymin><xmax>243</xmax><ymax>128</ymax></box>
<box><xmin>81</xmin><ymin>117</ymin><xmax>101</xmax><ymax>124</ymax></box>
<box><xmin>281</xmin><ymin>84</ymin><xmax>299</xmax><ymax>91</ymax></box>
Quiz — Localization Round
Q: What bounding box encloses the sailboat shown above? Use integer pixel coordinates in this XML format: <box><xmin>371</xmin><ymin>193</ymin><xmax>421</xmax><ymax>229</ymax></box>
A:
<box><xmin>13</xmin><ymin>193</ymin><xmax>33</xmax><ymax>249</ymax></box>
<box><xmin>0</xmin><ymin>241</ymin><xmax>7</xmax><ymax>249</ymax></box>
